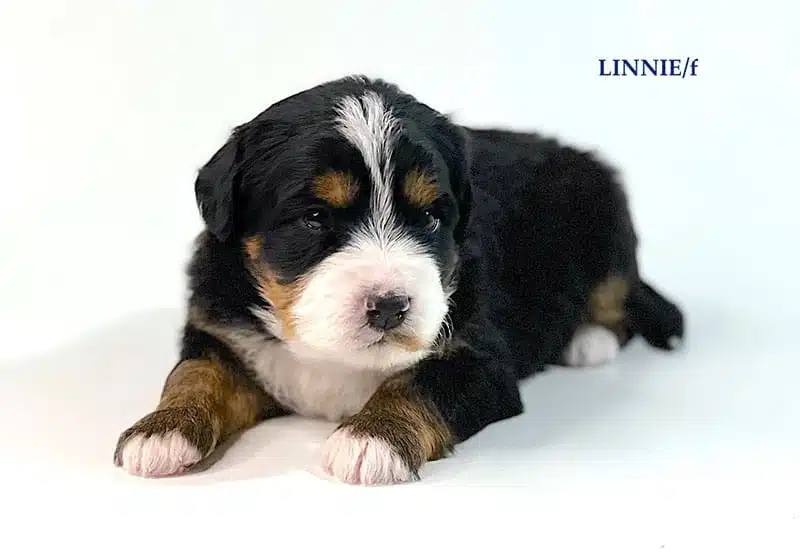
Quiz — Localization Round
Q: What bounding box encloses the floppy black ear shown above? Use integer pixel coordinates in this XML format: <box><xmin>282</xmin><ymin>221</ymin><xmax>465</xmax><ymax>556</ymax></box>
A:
<box><xmin>451</xmin><ymin>139</ymin><xmax>473</xmax><ymax>244</ymax></box>
<box><xmin>194</xmin><ymin>134</ymin><xmax>241</xmax><ymax>242</ymax></box>
<box><xmin>436</xmin><ymin>121</ymin><xmax>473</xmax><ymax>243</ymax></box>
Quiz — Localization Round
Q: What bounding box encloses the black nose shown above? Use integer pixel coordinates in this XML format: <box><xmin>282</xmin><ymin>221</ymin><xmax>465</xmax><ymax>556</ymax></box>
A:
<box><xmin>366</xmin><ymin>295</ymin><xmax>410</xmax><ymax>332</ymax></box>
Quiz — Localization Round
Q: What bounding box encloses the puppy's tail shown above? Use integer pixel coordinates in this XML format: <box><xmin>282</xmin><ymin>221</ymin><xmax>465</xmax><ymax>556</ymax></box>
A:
<box><xmin>626</xmin><ymin>279</ymin><xmax>685</xmax><ymax>350</ymax></box>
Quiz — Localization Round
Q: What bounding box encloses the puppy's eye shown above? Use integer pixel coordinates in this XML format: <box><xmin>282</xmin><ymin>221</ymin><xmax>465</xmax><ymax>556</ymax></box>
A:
<box><xmin>302</xmin><ymin>209</ymin><xmax>330</xmax><ymax>232</ymax></box>
<box><xmin>424</xmin><ymin>210</ymin><xmax>441</xmax><ymax>232</ymax></box>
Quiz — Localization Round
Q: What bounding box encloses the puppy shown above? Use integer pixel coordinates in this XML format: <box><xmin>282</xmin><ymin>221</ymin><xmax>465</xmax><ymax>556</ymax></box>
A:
<box><xmin>114</xmin><ymin>76</ymin><xmax>684</xmax><ymax>484</ymax></box>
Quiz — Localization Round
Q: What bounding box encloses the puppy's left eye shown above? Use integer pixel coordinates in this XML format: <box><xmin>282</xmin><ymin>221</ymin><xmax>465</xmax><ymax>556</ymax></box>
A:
<box><xmin>424</xmin><ymin>210</ymin><xmax>441</xmax><ymax>232</ymax></box>
<box><xmin>302</xmin><ymin>209</ymin><xmax>330</xmax><ymax>232</ymax></box>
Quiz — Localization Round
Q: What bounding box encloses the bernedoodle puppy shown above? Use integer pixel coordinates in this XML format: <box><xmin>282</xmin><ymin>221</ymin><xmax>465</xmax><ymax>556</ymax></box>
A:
<box><xmin>114</xmin><ymin>76</ymin><xmax>684</xmax><ymax>485</ymax></box>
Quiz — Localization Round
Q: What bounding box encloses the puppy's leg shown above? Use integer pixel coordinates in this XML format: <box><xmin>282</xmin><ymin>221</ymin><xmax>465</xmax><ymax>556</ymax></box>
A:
<box><xmin>322</xmin><ymin>342</ymin><xmax>523</xmax><ymax>485</ymax></box>
<box><xmin>114</xmin><ymin>327</ymin><xmax>281</xmax><ymax>477</ymax></box>
<box><xmin>562</xmin><ymin>276</ymin><xmax>631</xmax><ymax>368</ymax></box>
<box><xmin>626</xmin><ymin>279</ymin><xmax>685</xmax><ymax>350</ymax></box>
<box><xmin>561</xmin><ymin>275</ymin><xmax>685</xmax><ymax>366</ymax></box>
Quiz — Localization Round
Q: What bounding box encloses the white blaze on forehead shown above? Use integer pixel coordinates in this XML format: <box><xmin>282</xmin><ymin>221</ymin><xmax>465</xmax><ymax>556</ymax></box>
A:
<box><xmin>334</xmin><ymin>92</ymin><xmax>400</xmax><ymax>234</ymax></box>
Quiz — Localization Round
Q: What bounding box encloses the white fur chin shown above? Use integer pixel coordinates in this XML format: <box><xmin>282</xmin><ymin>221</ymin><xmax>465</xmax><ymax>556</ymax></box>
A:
<box><xmin>322</xmin><ymin>427</ymin><xmax>414</xmax><ymax>485</ymax></box>
<box><xmin>563</xmin><ymin>324</ymin><xmax>620</xmax><ymax>367</ymax></box>
<box><xmin>119</xmin><ymin>432</ymin><xmax>202</xmax><ymax>478</ymax></box>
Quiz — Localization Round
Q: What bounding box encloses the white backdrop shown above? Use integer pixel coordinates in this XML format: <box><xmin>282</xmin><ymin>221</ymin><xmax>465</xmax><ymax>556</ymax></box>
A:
<box><xmin>1</xmin><ymin>0</ymin><xmax>798</xmax><ymax>554</ymax></box>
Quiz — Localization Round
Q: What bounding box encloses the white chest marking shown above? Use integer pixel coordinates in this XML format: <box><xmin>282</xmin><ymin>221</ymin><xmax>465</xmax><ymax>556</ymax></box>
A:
<box><xmin>230</xmin><ymin>332</ymin><xmax>394</xmax><ymax>422</ymax></box>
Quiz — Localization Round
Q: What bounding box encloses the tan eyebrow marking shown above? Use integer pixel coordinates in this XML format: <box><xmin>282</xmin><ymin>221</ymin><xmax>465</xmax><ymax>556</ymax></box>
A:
<box><xmin>313</xmin><ymin>171</ymin><xmax>358</xmax><ymax>208</ymax></box>
<box><xmin>403</xmin><ymin>169</ymin><xmax>439</xmax><ymax>208</ymax></box>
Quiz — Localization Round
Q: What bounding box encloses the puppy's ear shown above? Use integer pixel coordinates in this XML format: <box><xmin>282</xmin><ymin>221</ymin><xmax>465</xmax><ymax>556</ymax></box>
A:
<box><xmin>194</xmin><ymin>133</ymin><xmax>241</xmax><ymax>242</ymax></box>
<box><xmin>451</xmin><ymin>138</ymin><xmax>472</xmax><ymax>244</ymax></box>
<box><xmin>435</xmin><ymin>120</ymin><xmax>472</xmax><ymax>243</ymax></box>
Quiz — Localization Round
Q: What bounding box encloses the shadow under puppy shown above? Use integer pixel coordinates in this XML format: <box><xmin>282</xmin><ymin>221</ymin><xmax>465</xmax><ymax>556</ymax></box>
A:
<box><xmin>114</xmin><ymin>76</ymin><xmax>684</xmax><ymax>485</ymax></box>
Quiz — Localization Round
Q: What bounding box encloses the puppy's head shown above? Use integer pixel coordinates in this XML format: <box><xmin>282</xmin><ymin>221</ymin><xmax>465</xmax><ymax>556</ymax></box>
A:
<box><xmin>195</xmin><ymin>76</ymin><xmax>471</xmax><ymax>370</ymax></box>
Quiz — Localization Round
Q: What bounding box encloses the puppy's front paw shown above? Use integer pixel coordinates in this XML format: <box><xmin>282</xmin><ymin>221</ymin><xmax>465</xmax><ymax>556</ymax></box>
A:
<box><xmin>322</xmin><ymin>426</ymin><xmax>416</xmax><ymax>486</ymax></box>
<box><xmin>113</xmin><ymin>407</ymin><xmax>214</xmax><ymax>478</ymax></box>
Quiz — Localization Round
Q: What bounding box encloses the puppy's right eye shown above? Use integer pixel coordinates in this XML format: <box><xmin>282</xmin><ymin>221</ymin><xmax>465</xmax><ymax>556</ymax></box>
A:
<box><xmin>302</xmin><ymin>209</ymin><xmax>330</xmax><ymax>232</ymax></box>
<box><xmin>424</xmin><ymin>209</ymin><xmax>441</xmax><ymax>233</ymax></box>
